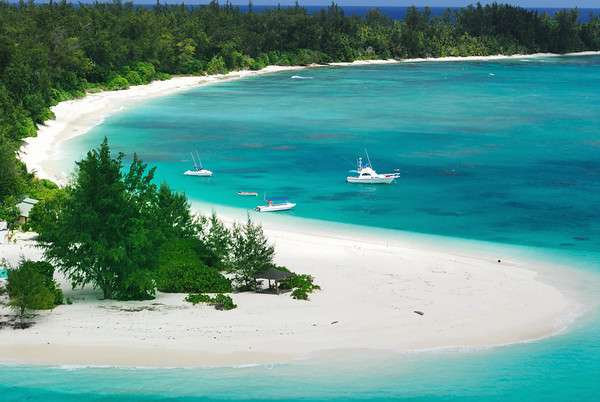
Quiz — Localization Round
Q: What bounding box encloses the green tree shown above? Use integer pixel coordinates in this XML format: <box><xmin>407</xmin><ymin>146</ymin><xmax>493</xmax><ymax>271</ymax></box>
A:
<box><xmin>156</xmin><ymin>183</ymin><xmax>199</xmax><ymax>241</ymax></box>
<box><xmin>38</xmin><ymin>138</ymin><xmax>131</xmax><ymax>299</ymax></box>
<box><xmin>201</xmin><ymin>211</ymin><xmax>232</xmax><ymax>269</ymax></box>
<box><xmin>206</xmin><ymin>56</ymin><xmax>227</xmax><ymax>75</ymax></box>
<box><xmin>0</xmin><ymin>137</ymin><xmax>20</xmax><ymax>200</ymax></box>
<box><xmin>28</xmin><ymin>189</ymin><xmax>69</xmax><ymax>234</ymax></box>
<box><xmin>228</xmin><ymin>215</ymin><xmax>275</xmax><ymax>290</ymax></box>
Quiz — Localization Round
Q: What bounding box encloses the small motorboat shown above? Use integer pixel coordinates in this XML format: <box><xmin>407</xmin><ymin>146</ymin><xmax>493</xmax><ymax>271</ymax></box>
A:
<box><xmin>184</xmin><ymin>151</ymin><xmax>213</xmax><ymax>177</ymax></box>
<box><xmin>256</xmin><ymin>197</ymin><xmax>296</xmax><ymax>212</ymax></box>
<box><xmin>346</xmin><ymin>151</ymin><xmax>399</xmax><ymax>184</ymax></box>
<box><xmin>238</xmin><ymin>191</ymin><xmax>259</xmax><ymax>196</ymax></box>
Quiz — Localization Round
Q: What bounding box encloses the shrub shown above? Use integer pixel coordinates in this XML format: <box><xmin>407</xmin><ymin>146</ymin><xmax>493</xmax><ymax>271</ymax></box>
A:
<box><xmin>206</xmin><ymin>56</ymin><xmax>227</xmax><ymax>75</ymax></box>
<box><xmin>134</xmin><ymin>62</ymin><xmax>156</xmax><ymax>82</ymax></box>
<box><xmin>280</xmin><ymin>273</ymin><xmax>320</xmax><ymax>301</ymax></box>
<box><xmin>212</xmin><ymin>293</ymin><xmax>237</xmax><ymax>310</ymax></box>
<box><xmin>125</xmin><ymin>70</ymin><xmax>143</xmax><ymax>86</ymax></box>
<box><xmin>185</xmin><ymin>293</ymin><xmax>212</xmax><ymax>305</ymax></box>
<box><xmin>157</xmin><ymin>239</ymin><xmax>232</xmax><ymax>293</ymax></box>
<box><xmin>7</xmin><ymin>260</ymin><xmax>63</xmax><ymax>318</ymax></box>
<box><xmin>185</xmin><ymin>293</ymin><xmax>237</xmax><ymax>310</ymax></box>
<box><xmin>154</xmin><ymin>72</ymin><xmax>171</xmax><ymax>81</ymax></box>
<box><xmin>291</xmin><ymin>287</ymin><xmax>309</xmax><ymax>300</ymax></box>
<box><xmin>106</xmin><ymin>75</ymin><xmax>129</xmax><ymax>90</ymax></box>
<box><xmin>117</xmin><ymin>270</ymin><xmax>156</xmax><ymax>301</ymax></box>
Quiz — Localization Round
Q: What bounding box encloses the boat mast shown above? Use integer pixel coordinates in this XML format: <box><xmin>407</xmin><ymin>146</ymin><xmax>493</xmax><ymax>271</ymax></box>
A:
<box><xmin>190</xmin><ymin>152</ymin><xmax>199</xmax><ymax>170</ymax></box>
<box><xmin>364</xmin><ymin>148</ymin><xmax>372</xmax><ymax>168</ymax></box>
<box><xmin>195</xmin><ymin>151</ymin><xmax>203</xmax><ymax>169</ymax></box>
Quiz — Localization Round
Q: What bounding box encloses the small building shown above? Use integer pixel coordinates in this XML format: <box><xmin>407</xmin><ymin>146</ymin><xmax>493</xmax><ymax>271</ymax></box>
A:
<box><xmin>255</xmin><ymin>267</ymin><xmax>293</xmax><ymax>294</ymax></box>
<box><xmin>16</xmin><ymin>197</ymin><xmax>39</xmax><ymax>225</ymax></box>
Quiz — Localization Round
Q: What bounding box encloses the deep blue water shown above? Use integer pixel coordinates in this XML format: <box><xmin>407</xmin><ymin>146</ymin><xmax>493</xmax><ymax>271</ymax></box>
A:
<box><xmin>12</xmin><ymin>55</ymin><xmax>600</xmax><ymax>400</ymax></box>
<box><xmin>241</xmin><ymin>5</ymin><xmax>600</xmax><ymax>23</ymax></box>
<box><xmin>15</xmin><ymin>2</ymin><xmax>600</xmax><ymax>22</ymax></box>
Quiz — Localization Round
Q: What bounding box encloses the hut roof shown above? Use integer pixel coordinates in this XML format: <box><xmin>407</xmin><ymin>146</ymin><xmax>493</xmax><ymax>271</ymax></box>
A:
<box><xmin>256</xmin><ymin>267</ymin><xmax>293</xmax><ymax>281</ymax></box>
<box><xmin>16</xmin><ymin>197</ymin><xmax>39</xmax><ymax>218</ymax></box>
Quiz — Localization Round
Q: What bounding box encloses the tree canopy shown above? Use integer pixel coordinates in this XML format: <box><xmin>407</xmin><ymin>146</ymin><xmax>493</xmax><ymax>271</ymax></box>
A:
<box><xmin>35</xmin><ymin>138</ymin><xmax>201</xmax><ymax>299</ymax></box>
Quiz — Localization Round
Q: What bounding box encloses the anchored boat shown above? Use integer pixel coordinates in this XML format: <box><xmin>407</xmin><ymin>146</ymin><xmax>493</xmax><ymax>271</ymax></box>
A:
<box><xmin>256</xmin><ymin>197</ymin><xmax>296</xmax><ymax>212</ymax></box>
<box><xmin>346</xmin><ymin>151</ymin><xmax>399</xmax><ymax>184</ymax></box>
<box><xmin>238</xmin><ymin>191</ymin><xmax>259</xmax><ymax>196</ymax></box>
<box><xmin>184</xmin><ymin>151</ymin><xmax>213</xmax><ymax>177</ymax></box>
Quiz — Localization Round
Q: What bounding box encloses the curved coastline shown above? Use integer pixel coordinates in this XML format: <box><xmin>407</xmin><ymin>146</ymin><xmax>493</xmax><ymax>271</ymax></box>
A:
<box><xmin>5</xmin><ymin>53</ymin><xmax>600</xmax><ymax>368</ymax></box>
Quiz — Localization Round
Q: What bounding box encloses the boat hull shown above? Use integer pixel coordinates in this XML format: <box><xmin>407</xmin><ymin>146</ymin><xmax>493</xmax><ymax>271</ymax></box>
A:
<box><xmin>346</xmin><ymin>176</ymin><xmax>395</xmax><ymax>184</ymax></box>
<box><xmin>255</xmin><ymin>203</ymin><xmax>296</xmax><ymax>212</ymax></box>
<box><xmin>184</xmin><ymin>170</ymin><xmax>213</xmax><ymax>177</ymax></box>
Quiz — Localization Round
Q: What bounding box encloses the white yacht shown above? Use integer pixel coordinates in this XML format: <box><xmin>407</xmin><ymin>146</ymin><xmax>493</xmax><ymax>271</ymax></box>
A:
<box><xmin>256</xmin><ymin>197</ymin><xmax>296</xmax><ymax>212</ymax></box>
<box><xmin>346</xmin><ymin>152</ymin><xmax>400</xmax><ymax>184</ymax></box>
<box><xmin>184</xmin><ymin>152</ymin><xmax>213</xmax><ymax>177</ymax></box>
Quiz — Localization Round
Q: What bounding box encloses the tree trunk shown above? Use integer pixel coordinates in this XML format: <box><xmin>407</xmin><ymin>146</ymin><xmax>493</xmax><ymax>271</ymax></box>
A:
<box><xmin>101</xmin><ymin>282</ymin><xmax>113</xmax><ymax>299</ymax></box>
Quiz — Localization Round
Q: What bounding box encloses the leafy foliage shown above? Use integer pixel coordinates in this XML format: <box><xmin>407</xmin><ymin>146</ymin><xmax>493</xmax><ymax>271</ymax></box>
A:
<box><xmin>200</xmin><ymin>211</ymin><xmax>232</xmax><ymax>270</ymax></box>
<box><xmin>156</xmin><ymin>239</ymin><xmax>232</xmax><ymax>294</ymax></box>
<box><xmin>228</xmin><ymin>215</ymin><xmax>275</xmax><ymax>290</ymax></box>
<box><xmin>6</xmin><ymin>260</ymin><xmax>63</xmax><ymax>318</ymax></box>
<box><xmin>35</xmin><ymin>139</ymin><xmax>200</xmax><ymax>300</ymax></box>
<box><xmin>185</xmin><ymin>293</ymin><xmax>237</xmax><ymax>310</ymax></box>
<box><xmin>281</xmin><ymin>273</ymin><xmax>321</xmax><ymax>300</ymax></box>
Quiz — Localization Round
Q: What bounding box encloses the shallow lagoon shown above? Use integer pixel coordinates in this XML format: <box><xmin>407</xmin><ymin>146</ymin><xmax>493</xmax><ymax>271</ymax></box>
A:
<box><xmin>23</xmin><ymin>55</ymin><xmax>600</xmax><ymax>400</ymax></box>
<box><xmin>66</xmin><ymin>55</ymin><xmax>600</xmax><ymax>255</ymax></box>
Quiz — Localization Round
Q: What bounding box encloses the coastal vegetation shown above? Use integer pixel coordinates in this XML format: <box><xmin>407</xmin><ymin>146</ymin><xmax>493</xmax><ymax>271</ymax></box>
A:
<box><xmin>281</xmin><ymin>274</ymin><xmax>321</xmax><ymax>300</ymax></box>
<box><xmin>229</xmin><ymin>216</ymin><xmax>276</xmax><ymax>291</ymax></box>
<box><xmin>6</xmin><ymin>260</ymin><xmax>63</xmax><ymax>321</ymax></box>
<box><xmin>156</xmin><ymin>239</ymin><xmax>232</xmax><ymax>294</ymax></box>
<box><xmin>28</xmin><ymin>139</ymin><xmax>311</xmax><ymax>304</ymax></box>
<box><xmin>185</xmin><ymin>293</ymin><xmax>237</xmax><ymax>310</ymax></box>
<box><xmin>0</xmin><ymin>1</ymin><xmax>599</xmax><ymax>222</ymax></box>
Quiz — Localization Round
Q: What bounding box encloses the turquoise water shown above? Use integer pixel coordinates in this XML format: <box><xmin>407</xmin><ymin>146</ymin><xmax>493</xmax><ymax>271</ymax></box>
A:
<box><xmin>19</xmin><ymin>55</ymin><xmax>600</xmax><ymax>400</ymax></box>
<box><xmin>66</xmin><ymin>55</ymin><xmax>600</xmax><ymax>255</ymax></box>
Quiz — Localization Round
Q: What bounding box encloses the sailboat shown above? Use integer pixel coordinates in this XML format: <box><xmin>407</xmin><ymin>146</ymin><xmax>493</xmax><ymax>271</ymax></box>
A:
<box><xmin>346</xmin><ymin>150</ymin><xmax>400</xmax><ymax>184</ymax></box>
<box><xmin>184</xmin><ymin>151</ymin><xmax>213</xmax><ymax>177</ymax></box>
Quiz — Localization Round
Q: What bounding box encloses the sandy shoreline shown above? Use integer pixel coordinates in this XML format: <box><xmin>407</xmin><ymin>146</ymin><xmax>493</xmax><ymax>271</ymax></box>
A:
<box><xmin>0</xmin><ymin>226</ymin><xmax>587</xmax><ymax>368</ymax></box>
<box><xmin>4</xmin><ymin>53</ymin><xmax>599</xmax><ymax>368</ymax></box>
<box><xmin>19</xmin><ymin>65</ymin><xmax>306</xmax><ymax>184</ymax></box>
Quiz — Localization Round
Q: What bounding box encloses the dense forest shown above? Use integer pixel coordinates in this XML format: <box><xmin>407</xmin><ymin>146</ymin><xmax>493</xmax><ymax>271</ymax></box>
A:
<box><xmin>1</xmin><ymin>1</ymin><xmax>599</xmax><ymax>218</ymax></box>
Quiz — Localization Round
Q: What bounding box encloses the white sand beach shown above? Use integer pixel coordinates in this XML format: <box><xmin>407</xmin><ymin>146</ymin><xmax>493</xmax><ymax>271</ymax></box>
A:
<box><xmin>3</xmin><ymin>56</ymin><xmax>598</xmax><ymax>368</ymax></box>
<box><xmin>0</xmin><ymin>223</ymin><xmax>586</xmax><ymax>368</ymax></box>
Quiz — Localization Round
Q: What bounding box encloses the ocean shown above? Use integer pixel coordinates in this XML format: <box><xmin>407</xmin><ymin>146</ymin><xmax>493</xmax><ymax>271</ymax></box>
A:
<box><xmin>5</xmin><ymin>55</ymin><xmax>600</xmax><ymax>400</ymax></box>
<box><xmin>15</xmin><ymin>2</ymin><xmax>600</xmax><ymax>22</ymax></box>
